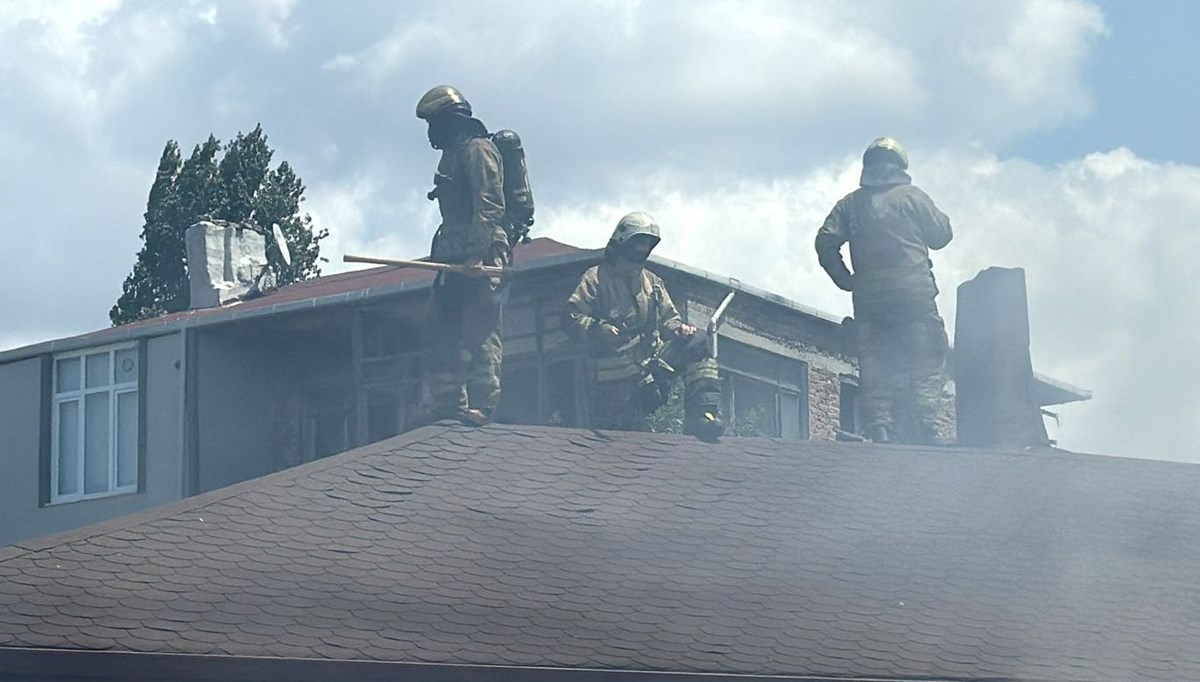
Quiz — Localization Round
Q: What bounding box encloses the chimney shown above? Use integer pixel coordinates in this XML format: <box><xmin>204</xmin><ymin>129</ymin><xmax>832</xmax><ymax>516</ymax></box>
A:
<box><xmin>953</xmin><ymin>267</ymin><xmax>1050</xmax><ymax>447</ymax></box>
<box><xmin>185</xmin><ymin>220</ymin><xmax>276</xmax><ymax>309</ymax></box>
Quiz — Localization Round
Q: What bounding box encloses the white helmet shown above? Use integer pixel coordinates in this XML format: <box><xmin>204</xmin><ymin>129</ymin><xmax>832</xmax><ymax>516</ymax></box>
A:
<box><xmin>610</xmin><ymin>211</ymin><xmax>661</xmax><ymax>248</ymax></box>
<box><xmin>863</xmin><ymin>136</ymin><xmax>909</xmax><ymax>169</ymax></box>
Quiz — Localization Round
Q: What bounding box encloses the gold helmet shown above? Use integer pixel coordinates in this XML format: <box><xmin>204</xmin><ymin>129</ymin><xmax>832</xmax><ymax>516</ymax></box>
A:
<box><xmin>416</xmin><ymin>85</ymin><xmax>471</xmax><ymax>120</ymax></box>
<box><xmin>863</xmin><ymin>136</ymin><xmax>909</xmax><ymax>169</ymax></box>
<box><xmin>610</xmin><ymin>211</ymin><xmax>661</xmax><ymax>247</ymax></box>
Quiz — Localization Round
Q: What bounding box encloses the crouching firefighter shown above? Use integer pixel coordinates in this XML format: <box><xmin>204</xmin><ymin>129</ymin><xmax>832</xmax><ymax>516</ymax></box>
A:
<box><xmin>564</xmin><ymin>212</ymin><xmax>726</xmax><ymax>440</ymax></box>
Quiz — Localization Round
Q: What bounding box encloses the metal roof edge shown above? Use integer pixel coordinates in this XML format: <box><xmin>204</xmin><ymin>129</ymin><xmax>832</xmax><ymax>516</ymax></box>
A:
<box><xmin>648</xmin><ymin>255</ymin><xmax>845</xmax><ymax>326</ymax></box>
<box><xmin>1032</xmin><ymin>371</ymin><xmax>1093</xmax><ymax>403</ymax></box>
<box><xmin>0</xmin><ymin>279</ymin><xmax>434</xmax><ymax>365</ymax></box>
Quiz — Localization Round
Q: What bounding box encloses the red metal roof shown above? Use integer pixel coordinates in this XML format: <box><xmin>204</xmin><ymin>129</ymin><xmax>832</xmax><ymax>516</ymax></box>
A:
<box><xmin>37</xmin><ymin>237</ymin><xmax>592</xmax><ymax>349</ymax></box>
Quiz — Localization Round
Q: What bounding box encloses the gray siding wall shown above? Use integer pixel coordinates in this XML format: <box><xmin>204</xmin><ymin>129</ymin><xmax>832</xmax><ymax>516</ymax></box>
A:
<box><xmin>0</xmin><ymin>358</ymin><xmax>44</xmax><ymax>547</ymax></box>
<box><xmin>0</xmin><ymin>335</ymin><xmax>184</xmax><ymax>548</ymax></box>
<box><xmin>195</xmin><ymin>331</ymin><xmax>274</xmax><ymax>493</ymax></box>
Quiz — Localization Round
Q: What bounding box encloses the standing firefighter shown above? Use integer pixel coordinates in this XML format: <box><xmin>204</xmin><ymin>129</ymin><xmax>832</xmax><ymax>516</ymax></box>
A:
<box><xmin>416</xmin><ymin>85</ymin><xmax>511</xmax><ymax>425</ymax></box>
<box><xmin>815</xmin><ymin>137</ymin><xmax>953</xmax><ymax>445</ymax></box>
<box><xmin>565</xmin><ymin>212</ymin><xmax>725</xmax><ymax>440</ymax></box>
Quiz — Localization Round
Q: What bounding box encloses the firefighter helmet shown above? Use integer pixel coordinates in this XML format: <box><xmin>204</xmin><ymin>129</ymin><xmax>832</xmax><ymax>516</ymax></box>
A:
<box><xmin>610</xmin><ymin>211</ymin><xmax>661</xmax><ymax>248</ymax></box>
<box><xmin>416</xmin><ymin>85</ymin><xmax>472</xmax><ymax>120</ymax></box>
<box><xmin>863</xmin><ymin>136</ymin><xmax>909</xmax><ymax>169</ymax></box>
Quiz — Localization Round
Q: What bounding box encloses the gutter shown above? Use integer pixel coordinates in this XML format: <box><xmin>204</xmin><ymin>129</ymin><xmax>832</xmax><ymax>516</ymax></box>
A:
<box><xmin>0</xmin><ymin>647</ymin><xmax>1022</xmax><ymax>682</ymax></box>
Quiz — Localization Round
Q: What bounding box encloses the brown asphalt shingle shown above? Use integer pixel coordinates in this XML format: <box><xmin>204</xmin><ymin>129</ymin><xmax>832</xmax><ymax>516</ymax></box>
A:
<box><xmin>2</xmin><ymin>423</ymin><xmax>1199</xmax><ymax>680</ymax></box>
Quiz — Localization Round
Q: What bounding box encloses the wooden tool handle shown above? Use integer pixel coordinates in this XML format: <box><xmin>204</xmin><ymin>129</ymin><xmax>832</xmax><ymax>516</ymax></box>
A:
<box><xmin>342</xmin><ymin>254</ymin><xmax>504</xmax><ymax>275</ymax></box>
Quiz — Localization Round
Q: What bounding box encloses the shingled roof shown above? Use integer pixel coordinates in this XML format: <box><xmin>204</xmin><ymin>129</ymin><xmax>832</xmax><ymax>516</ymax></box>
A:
<box><xmin>2</xmin><ymin>424</ymin><xmax>1197</xmax><ymax>682</ymax></box>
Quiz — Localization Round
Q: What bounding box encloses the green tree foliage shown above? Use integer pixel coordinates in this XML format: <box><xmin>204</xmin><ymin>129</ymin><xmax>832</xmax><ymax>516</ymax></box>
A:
<box><xmin>646</xmin><ymin>382</ymin><xmax>685</xmax><ymax>434</ymax></box>
<box><xmin>110</xmin><ymin>125</ymin><xmax>328</xmax><ymax>325</ymax></box>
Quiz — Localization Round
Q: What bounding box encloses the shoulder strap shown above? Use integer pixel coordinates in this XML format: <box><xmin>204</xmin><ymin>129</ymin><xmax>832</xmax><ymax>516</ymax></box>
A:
<box><xmin>645</xmin><ymin>270</ymin><xmax>665</xmax><ymax>333</ymax></box>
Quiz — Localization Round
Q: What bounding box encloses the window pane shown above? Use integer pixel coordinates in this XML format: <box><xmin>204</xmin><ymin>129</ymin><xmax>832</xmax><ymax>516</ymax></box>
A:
<box><xmin>84</xmin><ymin>393</ymin><xmax>111</xmax><ymax>494</ymax></box>
<box><xmin>114</xmin><ymin>348</ymin><xmax>138</xmax><ymax>384</ymax></box>
<box><xmin>85</xmin><ymin>353</ymin><xmax>110</xmax><ymax>389</ymax></box>
<box><xmin>839</xmin><ymin>382</ymin><xmax>859</xmax><ymax>434</ymax></box>
<box><xmin>731</xmin><ymin>375</ymin><xmax>779</xmax><ymax>438</ymax></box>
<box><xmin>781</xmin><ymin>359</ymin><xmax>807</xmax><ymax>391</ymax></box>
<box><xmin>780</xmin><ymin>391</ymin><xmax>803</xmax><ymax>441</ymax></box>
<box><xmin>116</xmin><ymin>391</ymin><xmax>138</xmax><ymax>488</ymax></box>
<box><xmin>723</xmin><ymin>341</ymin><xmax>779</xmax><ymax>381</ymax></box>
<box><xmin>56</xmin><ymin>358</ymin><xmax>81</xmax><ymax>394</ymax></box>
<box><xmin>57</xmin><ymin>400</ymin><xmax>80</xmax><ymax>496</ymax></box>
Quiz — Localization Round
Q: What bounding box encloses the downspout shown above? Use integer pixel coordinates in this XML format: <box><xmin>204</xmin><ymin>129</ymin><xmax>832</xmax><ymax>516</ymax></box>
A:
<box><xmin>179</xmin><ymin>327</ymin><xmax>200</xmax><ymax>497</ymax></box>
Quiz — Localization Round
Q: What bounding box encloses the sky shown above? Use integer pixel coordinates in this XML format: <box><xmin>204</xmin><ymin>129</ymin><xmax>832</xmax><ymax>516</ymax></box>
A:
<box><xmin>1</xmin><ymin>0</ymin><xmax>1197</xmax><ymax>461</ymax></box>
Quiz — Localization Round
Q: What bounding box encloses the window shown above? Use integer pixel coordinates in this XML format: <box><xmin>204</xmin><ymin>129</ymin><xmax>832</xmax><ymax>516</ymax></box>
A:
<box><xmin>839</xmin><ymin>378</ymin><xmax>861</xmax><ymax>435</ymax></box>
<box><xmin>722</xmin><ymin>340</ymin><xmax>810</xmax><ymax>440</ymax></box>
<box><xmin>51</xmin><ymin>345</ymin><xmax>139</xmax><ymax>503</ymax></box>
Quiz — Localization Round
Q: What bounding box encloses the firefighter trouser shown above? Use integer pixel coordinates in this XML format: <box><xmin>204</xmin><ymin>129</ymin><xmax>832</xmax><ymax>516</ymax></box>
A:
<box><xmin>587</xmin><ymin>333</ymin><xmax>722</xmax><ymax>432</ymax></box>
<box><xmin>856</xmin><ymin>305</ymin><xmax>950</xmax><ymax>444</ymax></box>
<box><xmin>422</xmin><ymin>251</ymin><xmax>510</xmax><ymax>419</ymax></box>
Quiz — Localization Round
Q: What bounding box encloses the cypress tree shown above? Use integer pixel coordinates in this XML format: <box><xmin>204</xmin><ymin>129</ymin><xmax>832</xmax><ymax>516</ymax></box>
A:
<box><xmin>110</xmin><ymin>126</ymin><xmax>326</xmax><ymax>325</ymax></box>
<box><xmin>110</xmin><ymin>142</ymin><xmax>182</xmax><ymax>325</ymax></box>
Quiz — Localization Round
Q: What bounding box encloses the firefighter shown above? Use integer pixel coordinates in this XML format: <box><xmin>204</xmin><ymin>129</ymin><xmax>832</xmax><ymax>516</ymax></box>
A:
<box><xmin>815</xmin><ymin>137</ymin><xmax>953</xmax><ymax>445</ymax></box>
<box><xmin>565</xmin><ymin>212</ymin><xmax>725</xmax><ymax>439</ymax></box>
<box><xmin>416</xmin><ymin>85</ymin><xmax>510</xmax><ymax>425</ymax></box>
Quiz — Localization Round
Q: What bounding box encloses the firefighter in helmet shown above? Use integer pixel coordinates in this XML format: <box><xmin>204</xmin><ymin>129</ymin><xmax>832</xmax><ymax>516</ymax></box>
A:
<box><xmin>416</xmin><ymin>85</ymin><xmax>510</xmax><ymax>425</ymax></box>
<box><xmin>565</xmin><ymin>212</ymin><xmax>725</xmax><ymax>439</ymax></box>
<box><xmin>815</xmin><ymin>137</ymin><xmax>953</xmax><ymax>444</ymax></box>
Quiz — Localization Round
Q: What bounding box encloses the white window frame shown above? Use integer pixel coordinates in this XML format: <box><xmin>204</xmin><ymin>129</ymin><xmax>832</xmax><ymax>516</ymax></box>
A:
<box><xmin>50</xmin><ymin>343</ymin><xmax>139</xmax><ymax>504</ymax></box>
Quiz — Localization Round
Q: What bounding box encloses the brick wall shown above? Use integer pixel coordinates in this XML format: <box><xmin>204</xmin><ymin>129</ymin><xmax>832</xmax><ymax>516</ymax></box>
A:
<box><xmin>938</xmin><ymin>384</ymin><xmax>958</xmax><ymax>444</ymax></box>
<box><xmin>809</xmin><ymin>368</ymin><xmax>842</xmax><ymax>441</ymax></box>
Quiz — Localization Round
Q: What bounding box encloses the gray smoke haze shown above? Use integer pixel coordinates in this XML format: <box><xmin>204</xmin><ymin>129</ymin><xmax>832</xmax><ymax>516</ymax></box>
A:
<box><xmin>1</xmin><ymin>0</ymin><xmax>1196</xmax><ymax>460</ymax></box>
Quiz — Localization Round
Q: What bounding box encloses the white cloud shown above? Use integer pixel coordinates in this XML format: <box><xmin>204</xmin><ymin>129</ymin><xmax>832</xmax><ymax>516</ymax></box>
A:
<box><xmin>975</xmin><ymin>0</ymin><xmax>1106</xmax><ymax>113</ymax></box>
<box><xmin>306</xmin><ymin>172</ymin><xmax>439</xmax><ymax>274</ymax></box>
<box><xmin>179</xmin><ymin>0</ymin><xmax>298</xmax><ymax>49</ymax></box>
<box><xmin>324</xmin><ymin>0</ymin><xmax>1104</xmax><ymax>157</ymax></box>
<box><xmin>925</xmin><ymin>148</ymin><xmax>1200</xmax><ymax>460</ymax></box>
<box><xmin>0</xmin><ymin>0</ymin><xmax>122</xmax><ymax>54</ymax></box>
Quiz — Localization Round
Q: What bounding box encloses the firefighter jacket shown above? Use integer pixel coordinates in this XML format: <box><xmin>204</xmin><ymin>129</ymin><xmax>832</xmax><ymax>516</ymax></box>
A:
<box><xmin>565</xmin><ymin>260</ymin><xmax>685</xmax><ymax>381</ymax></box>
<box><xmin>815</xmin><ymin>173</ymin><xmax>952</xmax><ymax>318</ymax></box>
<box><xmin>430</xmin><ymin>135</ymin><xmax>508</xmax><ymax>264</ymax></box>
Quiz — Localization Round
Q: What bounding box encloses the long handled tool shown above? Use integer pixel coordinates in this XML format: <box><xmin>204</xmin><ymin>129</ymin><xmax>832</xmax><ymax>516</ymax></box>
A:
<box><xmin>343</xmin><ymin>254</ymin><xmax>504</xmax><ymax>277</ymax></box>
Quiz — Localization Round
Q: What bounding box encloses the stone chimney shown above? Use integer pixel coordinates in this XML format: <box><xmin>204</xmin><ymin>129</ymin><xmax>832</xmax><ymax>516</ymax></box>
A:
<box><xmin>954</xmin><ymin>267</ymin><xmax>1050</xmax><ymax>447</ymax></box>
<box><xmin>185</xmin><ymin>220</ymin><xmax>276</xmax><ymax>309</ymax></box>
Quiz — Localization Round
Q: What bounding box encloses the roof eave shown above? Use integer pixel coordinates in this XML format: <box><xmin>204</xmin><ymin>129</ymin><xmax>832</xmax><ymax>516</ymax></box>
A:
<box><xmin>1032</xmin><ymin>372</ymin><xmax>1093</xmax><ymax>406</ymax></box>
<box><xmin>0</xmin><ymin>278</ymin><xmax>433</xmax><ymax>365</ymax></box>
<box><xmin>0</xmin><ymin>647</ymin><xmax>989</xmax><ymax>682</ymax></box>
